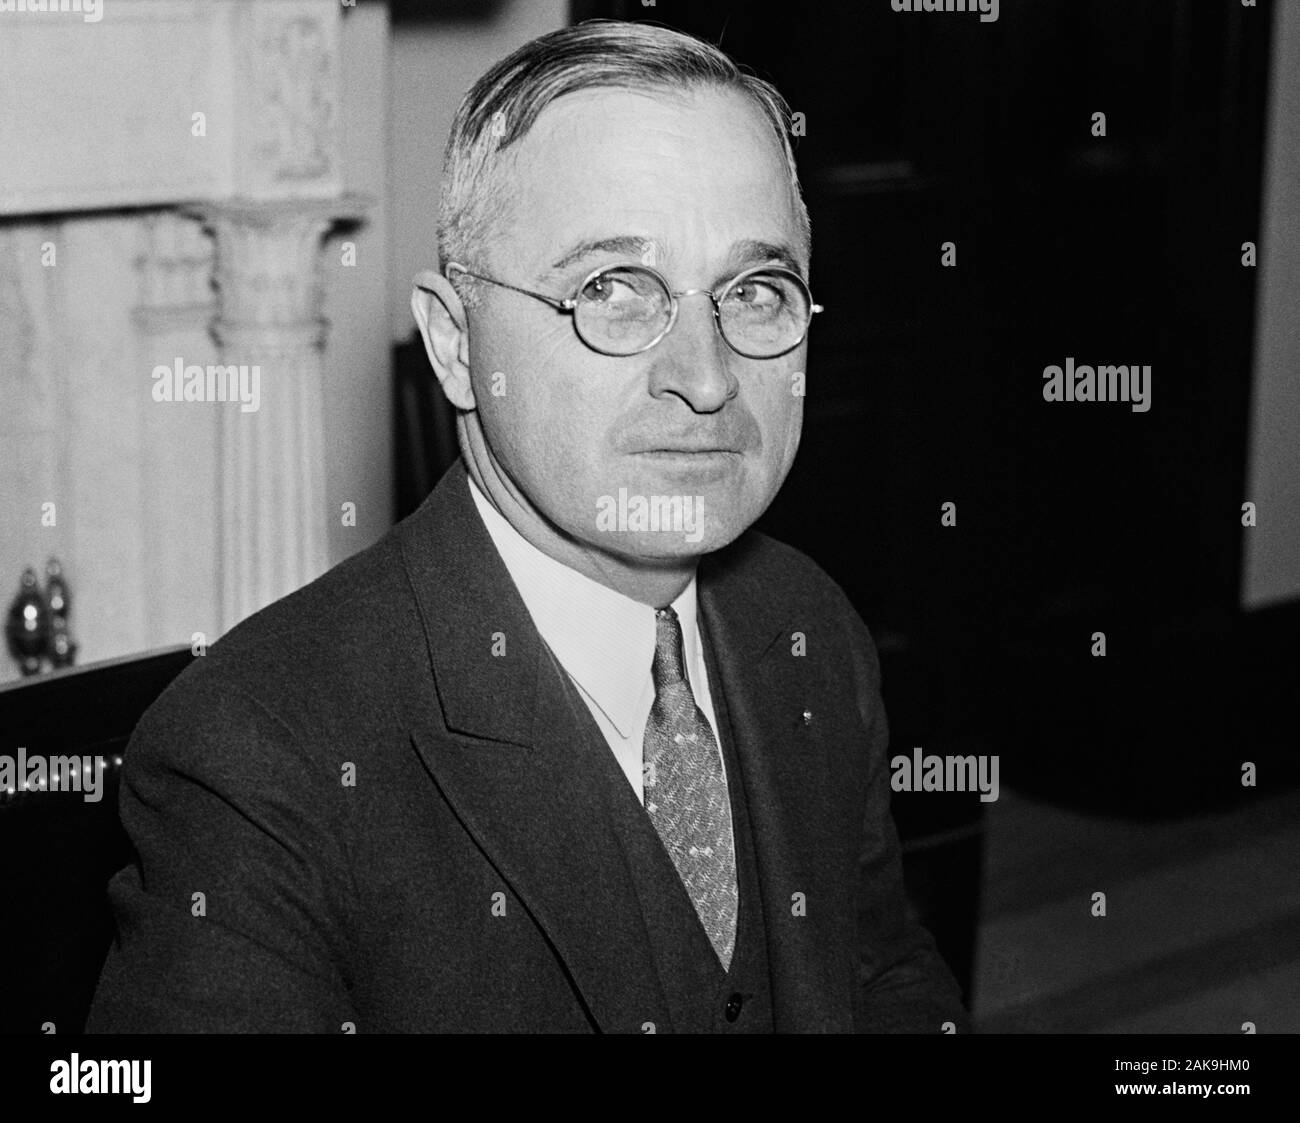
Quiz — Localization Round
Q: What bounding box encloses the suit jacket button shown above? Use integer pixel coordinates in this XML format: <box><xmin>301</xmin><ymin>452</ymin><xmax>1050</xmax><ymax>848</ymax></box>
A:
<box><xmin>724</xmin><ymin>993</ymin><xmax>744</xmax><ymax>1022</ymax></box>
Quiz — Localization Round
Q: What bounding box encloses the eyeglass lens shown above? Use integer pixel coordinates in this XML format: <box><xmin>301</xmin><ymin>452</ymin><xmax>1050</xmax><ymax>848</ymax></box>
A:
<box><xmin>574</xmin><ymin>265</ymin><xmax>812</xmax><ymax>356</ymax></box>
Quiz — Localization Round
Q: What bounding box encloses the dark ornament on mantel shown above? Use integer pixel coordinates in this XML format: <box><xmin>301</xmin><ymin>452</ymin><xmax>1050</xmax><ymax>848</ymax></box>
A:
<box><xmin>45</xmin><ymin>557</ymin><xmax>69</xmax><ymax>619</ymax></box>
<box><xmin>48</xmin><ymin>613</ymin><xmax>78</xmax><ymax>669</ymax></box>
<box><xmin>5</xmin><ymin>567</ymin><xmax>51</xmax><ymax>676</ymax></box>
<box><xmin>45</xmin><ymin>557</ymin><xmax>77</xmax><ymax>668</ymax></box>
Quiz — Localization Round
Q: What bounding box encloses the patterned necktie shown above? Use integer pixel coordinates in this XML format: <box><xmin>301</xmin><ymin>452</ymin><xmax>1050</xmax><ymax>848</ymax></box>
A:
<box><xmin>642</xmin><ymin>606</ymin><xmax>738</xmax><ymax>970</ymax></box>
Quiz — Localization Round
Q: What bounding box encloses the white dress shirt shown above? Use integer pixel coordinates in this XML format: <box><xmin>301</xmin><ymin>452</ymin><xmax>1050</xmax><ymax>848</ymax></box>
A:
<box><xmin>466</xmin><ymin>473</ymin><xmax>728</xmax><ymax>805</ymax></box>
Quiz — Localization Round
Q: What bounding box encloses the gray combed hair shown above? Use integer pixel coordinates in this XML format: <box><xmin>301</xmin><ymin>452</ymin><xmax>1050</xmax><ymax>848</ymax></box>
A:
<box><xmin>436</xmin><ymin>19</ymin><xmax>810</xmax><ymax>306</ymax></box>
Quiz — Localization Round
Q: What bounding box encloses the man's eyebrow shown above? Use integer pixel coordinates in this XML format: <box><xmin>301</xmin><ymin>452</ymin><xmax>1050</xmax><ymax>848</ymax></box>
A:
<box><xmin>727</xmin><ymin>239</ymin><xmax>806</xmax><ymax>276</ymax></box>
<box><xmin>540</xmin><ymin>235</ymin><xmax>808</xmax><ymax>283</ymax></box>
<box><xmin>545</xmin><ymin>236</ymin><xmax>651</xmax><ymax>278</ymax></box>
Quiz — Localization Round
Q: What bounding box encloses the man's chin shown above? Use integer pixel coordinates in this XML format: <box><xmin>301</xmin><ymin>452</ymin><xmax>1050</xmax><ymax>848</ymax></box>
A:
<box><xmin>592</xmin><ymin>520</ymin><xmax>750</xmax><ymax>561</ymax></box>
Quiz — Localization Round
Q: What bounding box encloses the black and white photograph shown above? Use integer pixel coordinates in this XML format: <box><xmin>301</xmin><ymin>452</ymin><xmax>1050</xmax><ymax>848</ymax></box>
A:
<box><xmin>0</xmin><ymin>0</ymin><xmax>1294</xmax><ymax>1103</ymax></box>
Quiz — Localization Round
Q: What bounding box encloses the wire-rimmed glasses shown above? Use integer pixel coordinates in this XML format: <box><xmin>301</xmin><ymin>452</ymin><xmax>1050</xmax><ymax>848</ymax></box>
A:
<box><xmin>435</xmin><ymin>260</ymin><xmax>823</xmax><ymax>359</ymax></box>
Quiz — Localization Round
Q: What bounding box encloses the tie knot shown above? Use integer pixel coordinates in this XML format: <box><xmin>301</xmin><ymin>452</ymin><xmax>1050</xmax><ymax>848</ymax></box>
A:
<box><xmin>651</xmin><ymin>606</ymin><xmax>688</xmax><ymax>688</ymax></box>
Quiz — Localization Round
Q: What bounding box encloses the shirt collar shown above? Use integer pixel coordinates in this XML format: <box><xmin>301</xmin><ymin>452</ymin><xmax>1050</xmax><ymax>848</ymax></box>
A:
<box><xmin>466</xmin><ymin>473</ymin><xmax>702</xmax><ymax>738</ymax></box>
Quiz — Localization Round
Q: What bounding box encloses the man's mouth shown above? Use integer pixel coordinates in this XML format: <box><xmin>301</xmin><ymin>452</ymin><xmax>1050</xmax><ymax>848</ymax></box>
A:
<box><xmin>636</xmin><ymin>445</ymin><xmax>740</xmax><ymax>455</ymax></box>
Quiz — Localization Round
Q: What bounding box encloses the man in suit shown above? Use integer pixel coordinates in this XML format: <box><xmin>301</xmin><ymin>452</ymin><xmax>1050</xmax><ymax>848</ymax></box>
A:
<box><xmin>88</xmin><ymin>20</ymin><xmax>970</xmax><ymax>1034</ymax></box>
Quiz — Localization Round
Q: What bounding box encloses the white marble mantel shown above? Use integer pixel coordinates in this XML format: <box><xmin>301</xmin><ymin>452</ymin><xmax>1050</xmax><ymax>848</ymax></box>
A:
<box><xmin>0</xmin><ymin>0</ymin><xmax>375</xmax><ymax>676</ymax></box>
<box><xmin>1</xmin><ymin>0</ymin><xmax>350</xmax><ymax>212</ymax></box>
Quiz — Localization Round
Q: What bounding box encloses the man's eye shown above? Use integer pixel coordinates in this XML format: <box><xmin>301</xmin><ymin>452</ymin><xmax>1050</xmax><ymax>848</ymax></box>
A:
<box><xmin>726</xmin><ymin>277</ymin><xmax>786</xmax><ymax>309</ymax></box>
<box><xmin>582</xmin><ymin>274</ymin><xmax>640</xmax><ymax>302</ymax></box>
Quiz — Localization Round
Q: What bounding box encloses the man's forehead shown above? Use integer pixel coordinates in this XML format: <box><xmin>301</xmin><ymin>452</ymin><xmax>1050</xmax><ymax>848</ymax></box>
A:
<box><xmin>498</xmin><ymin>85</ymin><xmax>803</xmax><ymax>276</ymax></box>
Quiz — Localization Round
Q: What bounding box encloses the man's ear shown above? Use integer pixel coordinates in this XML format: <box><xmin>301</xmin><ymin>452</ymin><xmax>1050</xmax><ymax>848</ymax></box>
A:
<box><xmin>411</xmin><ymin>269</ymin><xmax>475</xmax><ymax>411</ymax></box>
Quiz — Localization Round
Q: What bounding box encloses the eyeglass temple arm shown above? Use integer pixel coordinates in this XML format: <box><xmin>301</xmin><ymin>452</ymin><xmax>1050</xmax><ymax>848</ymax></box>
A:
<box><xmin>433</xmin><ymin>262</ymin><xmax>575</xmax><ymax>311</ymax></box>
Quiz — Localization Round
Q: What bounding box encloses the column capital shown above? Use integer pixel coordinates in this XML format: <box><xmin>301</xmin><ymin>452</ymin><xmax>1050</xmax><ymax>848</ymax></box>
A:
<box><xmin>185</xmin><ymin>194</ymin><xmax>369</xmax><ymax>332</ymax></box>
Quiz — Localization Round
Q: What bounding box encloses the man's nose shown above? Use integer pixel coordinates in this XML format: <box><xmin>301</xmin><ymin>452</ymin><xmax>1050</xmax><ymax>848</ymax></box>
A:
<box><xmin>646</xmin><ymin>292</ymin><xmax>738</xmax><ymax>412</ymax></box>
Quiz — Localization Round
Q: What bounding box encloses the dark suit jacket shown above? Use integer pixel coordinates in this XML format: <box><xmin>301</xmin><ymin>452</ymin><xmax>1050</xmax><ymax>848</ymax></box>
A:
<box><xmin>87</xmin><ymin>459</ymin><xmax>971</xmax><ymax>1033</ymax></box>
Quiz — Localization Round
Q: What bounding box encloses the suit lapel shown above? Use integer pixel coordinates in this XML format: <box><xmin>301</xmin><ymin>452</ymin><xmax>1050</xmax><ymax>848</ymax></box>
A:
<box><xmin>699</xmin><ymin>543</ymin><xmax>856</xmax><ymax>1033</ymax></box>
<box><xmin>396</xmin><ymin>463</ymin><xmax>671</xmax><ymax>1033</ymax></box>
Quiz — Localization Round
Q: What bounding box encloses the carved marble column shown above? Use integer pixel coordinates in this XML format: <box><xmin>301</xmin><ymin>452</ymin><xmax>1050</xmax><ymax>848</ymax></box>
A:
<box><xmin>197</xmin><ymin>1</ymin><xmax>371</xmax><ymax>628</ymax></box>
<box><xmin>189</xmin><ymin>197</ymin><xmax>364</xmax><ymax>629</ymax></box>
